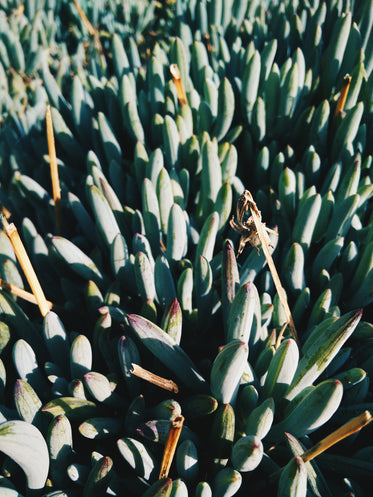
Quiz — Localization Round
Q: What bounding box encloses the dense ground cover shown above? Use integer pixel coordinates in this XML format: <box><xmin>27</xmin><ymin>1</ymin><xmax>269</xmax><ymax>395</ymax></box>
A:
<box><xmin>0</xmin><ymin>1</ymin><xmax>373</xmax><ymax>496</ymax></box>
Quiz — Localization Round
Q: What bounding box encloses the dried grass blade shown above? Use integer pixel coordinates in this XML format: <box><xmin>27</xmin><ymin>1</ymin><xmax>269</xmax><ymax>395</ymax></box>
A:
<box><xmin>301</xmin><ymin>410</ymin><xmax>372</xmax><ymax>463</ymax></box>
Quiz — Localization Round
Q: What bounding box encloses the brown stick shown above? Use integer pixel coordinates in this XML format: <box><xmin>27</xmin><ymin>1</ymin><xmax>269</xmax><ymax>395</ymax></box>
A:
<box><xmin>2</xmin><ymin>216</ymin><xmax>50</xmax><ymax>317</ymax></box>
<box><xmin>301</xmin><ymin>410</ymin><xmax>372</xmax><ymax>463</ymax></box>
<box><xmin>334</xmin><ymin>74</ymin><xmax>352</xmax><ymax>117</ymax></box>
<box><xmin>170</xmin><ymin>64</ymin><xmax>188</xmax><ymax>106</ymax></box>
<box><xmin>72</xmin><ymin>0</ymin><xmax>103</xmax><ymax>56</ymax></box>
<box><xmin>0</xmin><ymin>278</ymin><xmax>53</xmax><ymax>310</ymax></box>
<box><xmin>1</xmin><ymin>205</ymin><xmax>11</xmax><ymax>219</ymax></box>
<box><xmin>72</xmin><ymin>0</ymin><xmax>96</xmax><ymax>35</ymax></box>
<box><xmin>46</xmin><ymin>105</ymin><xmax>62</xmax><ymax>234</ymax></box>
<box><xmin>159</xmin><ymin>415</ymin><xmax>184</xmax><ymax>479</ymax></box>
<box><xmin>131</xmin><ymin>363</ymin><xmax>179</xmax><ymax>394</ymax></box>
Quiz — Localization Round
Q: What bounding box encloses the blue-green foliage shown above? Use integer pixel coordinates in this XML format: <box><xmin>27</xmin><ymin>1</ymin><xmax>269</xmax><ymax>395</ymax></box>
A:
<box><xmin>0</xmin><ymin>1</ymin><xmax>373</xmax><ymax>496</ymax></box>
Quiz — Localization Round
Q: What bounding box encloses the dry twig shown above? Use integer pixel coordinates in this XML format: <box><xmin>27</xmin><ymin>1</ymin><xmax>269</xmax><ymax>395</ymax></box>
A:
<box><xmin>159</xmin><ymin>415</ymin><xmax>184</xmax><ymax>479</ymax></box>
<box><xmin>1</xmin><ymin>216</ymin><xmax>50</xmax><ymax>317</ymax></box>
<box><xmin>131</xmin><ymin>363</ymin><xmax>179</xmax><ymax>393</ymax></box>
<box><xmin>73</xmin><ymin>0</ymin><xmax>104</xmax><ymax>56</ymax></box>
<box><xmin>0</xmin><ymin>278</ymin><xmax>53</xmax><ymax>310</ymax></box>
<box><xmin>334</xmin><ymin>74</ymin><xmax>352</xmax><ymax>117</ymax></box>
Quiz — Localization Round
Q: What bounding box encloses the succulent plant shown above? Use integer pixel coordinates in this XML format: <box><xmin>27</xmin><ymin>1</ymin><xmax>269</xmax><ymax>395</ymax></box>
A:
<box><xmin>0</xmin><ymin>0</ymin><xmax>373</xmax><ymax>496</ymax></box>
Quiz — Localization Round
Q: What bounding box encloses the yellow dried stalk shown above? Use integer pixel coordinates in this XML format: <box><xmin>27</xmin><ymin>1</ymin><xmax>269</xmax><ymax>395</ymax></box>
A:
<box><xmin>72</xmin><ymin>0</ymin><xmax>96</xmax><ymax>36</ymax></box>
<box><xmin>334</xmin><ymin>74</ymin><xmax>352</xmax><ymax>117</ymax></box>
<box><xmin>19</xmin><ymin>97</ymin><xmax>28</xmax><ymax>118</ymax></box>
<box><xmin>72</xmin><ymin>0</ymin><xmax>103</xmax><ymax>55</ymax></box>
<box><xmin>46</xmin><ymin>105</ymin><xmax>62</xmax><ymax>234</ymax></box>
<box><xmin>15</xmin><ymin>4</ymin><xmax>24</xmax><ymax>16</ymax></box>
<box><xmin>0</xmin><ymin>278</ymin><xmax>53</xmax><ymax>310</ymax></box>
<box><xmin>131</xmin><ymin>363</ymin><xmax>179</xmax><ymax>393</ymax></box>
<box><xmin>159</xmin><ymin>415</ymin><xmax>184</xmax><ymax>479</ymax></box>
<box><xmin>1</xmin><ymin>205</ymin><xmax>11</xmax><ymax>219</ymax></box>
<box><xmin>1</xmin><ymin>216</ymin><xmax>50</xmax><ymax>317</ymax></box>
<box><xmin>264</xmin><ymin>411</ymin><xmax>373</xmax><ymax>491</ymax></box>
<box><xmin>275</xmin><ymin>322</ymin><xmax>288</xmax><ymax>350</ymax></box>
<box><xmin>170</xmin><ymin>64</ymin><xmax>188</xmax><ymax>105</ymax></box>
<box><xmin>301</xmin><ymin>410</ymin><xmax>372</xmax><ymax>463</ymax></box>
<box><xmin>331</xmin><ymin>74</ymin><xmax>352</xmax><ymax>138</ymax></box>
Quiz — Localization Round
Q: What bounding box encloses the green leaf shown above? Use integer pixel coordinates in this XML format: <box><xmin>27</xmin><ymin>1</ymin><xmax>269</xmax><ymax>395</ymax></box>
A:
<box><xmin>82</xmin><ymin>456</ymin><xmax>113</xmax><ymax>497</ymax></box>
<box><xmin>262</xmin><ymin>339</ymin><xmax>299</xmax><ymax>402</ymax></box>
<box><xmin>213</xmin><ymin>468</ymin><xmax>241</xmax><ymax>497</ymax></box>
<box><xmin>43</xmin><ymin>311</ymin><xmax>70</xmax><ymax>376</ymax></box>
<box><xmin>117</xmin><ymin>437</ymin><xmax>158</xmax><ymax>481</ymax></box>
<box><xmin>212</xmin><ymin>77</ymin><xmax>235</xmax><ymax>141</ymax></box>
<box><xmin>285</xmin><ymin>433</ymin><xmax>333</xmax><ymax>497</ymax></box>
<box><xmin>278</xmin><ymin>456</ymin><xmax>307</xmax><ymax>497</ymax></box>
<box><xmin>166</xmin><ymin>203</ymin><xmax>187</xmax><ymax>262</ymax></box>
<box><xmin>194</xmin><ymin>211</ymin><xmax>220</xmax><ymax>266</ymax></box>
<box><xmin>0</xmin><ymin>420</ymin><xmax>49</xmax><ymax>490</ymax></box>
<box><xmin>269</xmin><ymin>379</ymin><xmax>343</xmax><ymax>441</ymax></box>
<box><xmin>70</xmin><ymin>334</ymin><xmax>92</xmax><ymax>380</ymax></box>
<box><xmin>87</xmin><ymin>184</ymin><xmax>121</xmax><ymax>249</ymax></box>
<box><xmin>42</xmin><ymin>397</ymin><xmax>97</xmax><ymax>420</ymax></box>
<box><xmin>14</xmin><ymin>379</ymin><xmax>42</xmax><ymax>425</ymax></box>
<box><xmin>48</xmin><ymin>415</ymin><xmax>73</xmax><ymax>488</ymax></box>
<box><xmin>245</xmin><ymin>397</ymin><xmax>275</xmax><ymax>440</ymax></box>
<box><xmin>210</xmin><ymin>340</ymin><xmax>249</xmax><ymax>404</ymax></box>
<box><xmin>231</xmin><ymin>435</ymin><xmax>263</xmax><ymax>472</ymax></box>
<box><xmin>79</xmin><ymin>417</ymin><xmax>122</xmax><ymax>439</ymax></box>
<box><xmin>127</xmin><ymin>314</ymin><xmax>208</xmax><ymax>392</ymax></box>
<box><xmin>161</xmin><ymin>298</ymin><xmax>182</xmax><ymax>345</ymax></box>
<box><xmin>286</xmin><ymin>310</ymin><xmax>362</xmax><ymax>400</ymax></box>
<box><xmin>227</xmin><ymin>282</ymin><xmax>260</xmax><ymax>345</ymax></box>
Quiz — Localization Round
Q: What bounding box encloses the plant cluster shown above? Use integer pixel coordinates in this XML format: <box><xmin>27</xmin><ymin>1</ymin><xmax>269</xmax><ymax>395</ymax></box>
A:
<box><xmin>0</xmin><ymin>0</ymin><xmax>373</xmax><ymax>496</ymax></box>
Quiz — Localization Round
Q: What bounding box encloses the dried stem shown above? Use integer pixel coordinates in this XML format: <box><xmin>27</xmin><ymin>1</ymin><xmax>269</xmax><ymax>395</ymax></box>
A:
<box><xmin>1</xmin><ymin>216</ymin><xmax>50</xmax><ymax>317</ymax></box>
<box><xmin>334</xmin><ymin>74</ymin><xmax>352</xmax><ymax>117</ymax></box>
<box><xmin>19</xmin><ymin>97</ymin><xmax>28</xmax><ymax>118</ymax></box>
<box><xmin>159</xmin><ymin>415</ymin><xmax>184</xmax><ymax>479</ymax></box>
<box><xmin>73</xmin><ymin>0</ymin><xmax>103</xmax><ymax>55</ymax></box>
<box><xmin>131</xmin><ymin>363</ymin><xmax>179</xmax><ymax>393</ymax></box>
<box><xmin>1</xmin><ymin>205</ymin><xmax>11</xmax><ymax>219</ymax></box>
<box><xmin>301</xmin><ymin>410</ymin><xmax>372</xmax><ymax>463</ymax></box>
<box><xmin>275</xmin><ymin>322</ymin><xmax>288</xmax><ymax>349</ymax></box>
<box><xmin>72</xmin><ymin>0</ymin><xmax>96</xmax><ymax>36</ymax></box>
<box><xmin>263</xmin><ymin>411</ymin><xmax>373</xmax><ymax>494</ymax></box>
<box><xmin>330</xmin><ymin>74</ymin><xmax>352</xmax><ymax>139</ymax></box>
<box><xmin>0</xmin><ymin>278</ymin><xmax>53</xmax><ymax>310</ymax></box>
<box><xmin>170</xmin><ymin>64</ymin><xmax>188</xmax><ymax>106</ymax></box>
<box><xmin>245</xmin><ymin>191</ymin><xmax>298</xmax><ymax>343</ymax></box>
<box><xmin>46</xmin><ymin>105</ymin><xmax>62</xmax><ymax>234</ymax></box>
